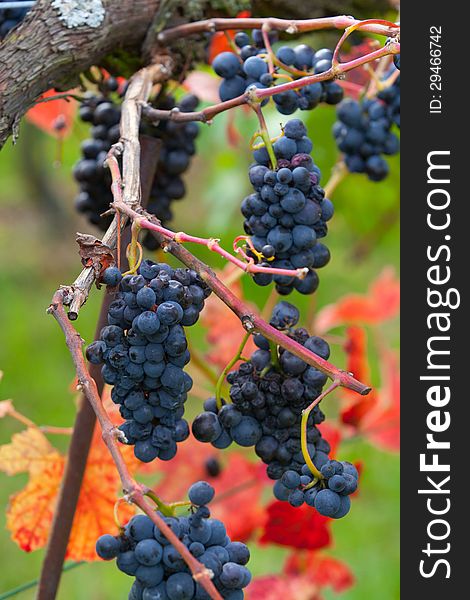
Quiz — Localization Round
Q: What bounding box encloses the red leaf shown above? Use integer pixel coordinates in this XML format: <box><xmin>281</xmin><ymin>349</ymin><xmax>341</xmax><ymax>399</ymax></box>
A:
<box><xmin>340</xmin><ymin>334</ymin><xmax>400</xmax><ymax>452</ymax></box>
<box><xmin>142</xmin><ymin>435</ymin><xmax>218</xmax><ymax>498</ymax></box>
<box><xmin>341</xmin><ymin>396</ymin><xmax>378</xmax><ymax>428</ymax></box>
<box><xmin>284</xmin><ymin>551</ymin><xmax>355</xmax><ymax>593</ymax></box>
<box><xmin>344</xmin><ymin>326</ymin><xmax>370</xmax><ymax>385</ymax></box>
<box><xmin>360</xmin><ymin>349</ymin><xmax>400</xmax><ymax>451</ymax></box>
<box><xmin>227</xmin><ymin>110</ymin><xmax>243</xmax><ymax>147</ymax></box>
<box><xmin>316</xmin><ymin>268</ymin><xmax>400</xmax><ymax>332</ymax></box>
<box><xmin>210</xmin><ymin>454</ymin><xmax>266</xmax><ymax>541</ymax></box>
<box><xmin>340</xmin><ymin>39</ymin><xmax>378</xmax><ymax>88</ymax></box>
<box><xmin>259</xmin><ymin>501</ymin><xmax>331</xmax><ymax>550</ymax></box>
<box><xmin>26</xmin><ymin>89</ymin><xmax>77</xmax><ymax>137</ymax></box>
<box><xmin>247</xmin><ymin>574</ymin><xmax>321</xmax><ymax>600</ymax></box>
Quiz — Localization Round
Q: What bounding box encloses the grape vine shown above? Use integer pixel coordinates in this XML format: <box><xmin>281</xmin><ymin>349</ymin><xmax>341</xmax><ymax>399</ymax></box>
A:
<box><xmin>31</xmin><ymin>9</ymin><xmax>400</xmax><ymax>600</ymax></box>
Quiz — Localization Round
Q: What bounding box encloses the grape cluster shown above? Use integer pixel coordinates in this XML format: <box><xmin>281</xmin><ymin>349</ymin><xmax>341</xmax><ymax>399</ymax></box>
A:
<box><xmin>273</xmin><ymin>459</ymin><xmax>358</xmax><ymax>518</ymax></box>
<box><xmin>242</xmin><ymin>118</ymin><xmax>333</xmax><ymax>295</ymax></box>
<box><xmin>86</xmin><ymin>260</ymin><xmax>211</xmax><ymax>463</ymax></box>
<box><xmin>96</xmin><ymin>481</ymin><xmax>252</xmax><ymax>600</ymax></box>
<box><xmin>212</xmin><ymin>30</ymin><xmax>343</xmax><ymax>114</ymax></box>
<box><xmin>333</xmin><ymin>66</ymin><xmax>400</xmax><ymax>182</ymax></box>
<box><xmin>73</xmin><ymin>91</ymin><xmax>199</xmax><ymax>247</ymax></box>
<box><xmin>191</xmin><ymin>302</ymin><xmax>356</xmax><ymax>517</ymax></box>
<box><xmin>74</xmin><ymin>86</ymin><xmax>121</xmax><ymax>228</ymax></box>
<box><xmin>0</xmin><ymin>0</ymin><xmax>30</xmax><ymax>38</ymax></box>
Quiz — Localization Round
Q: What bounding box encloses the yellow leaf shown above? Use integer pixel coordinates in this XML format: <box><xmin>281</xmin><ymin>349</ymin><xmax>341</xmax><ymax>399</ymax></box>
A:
<box><xmin>0</xmin><ymin>427</ymin><xmax>61</xmax><ymax>475</ymax></box>
<box><xmin>7</xmin><ymin>459</ymin><xmax>65</xmax><ymax>552</ymax></box>
<box><xmin>6</xmin><ymin>425</ymin><xmax>137</xmax><ymax>561</ymax></box>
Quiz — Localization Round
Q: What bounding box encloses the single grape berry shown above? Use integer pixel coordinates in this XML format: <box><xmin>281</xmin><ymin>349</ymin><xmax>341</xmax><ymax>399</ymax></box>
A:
<box><xmin>188</xmin><ymin>481</ymin><xmax>215</xmax><ymax>506</ymax></box>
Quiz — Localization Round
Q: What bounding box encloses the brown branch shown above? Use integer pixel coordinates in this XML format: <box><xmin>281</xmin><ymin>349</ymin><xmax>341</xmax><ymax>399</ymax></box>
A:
<box><xmin>158</xmin><ymin>15</ymin><xmax>399</xmax><ymax>44</ymax></box>
<box><xmin>47</xmin><ymin>292</ymin><xmax>222</xmax><ymax>600</ymax></box>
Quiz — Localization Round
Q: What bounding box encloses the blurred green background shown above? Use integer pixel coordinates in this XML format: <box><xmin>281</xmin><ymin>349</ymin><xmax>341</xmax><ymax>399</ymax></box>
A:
<box><xmin>0</xmin><ymin>89</ymin><xmax>399</xmax><ymax>599</ymax></box>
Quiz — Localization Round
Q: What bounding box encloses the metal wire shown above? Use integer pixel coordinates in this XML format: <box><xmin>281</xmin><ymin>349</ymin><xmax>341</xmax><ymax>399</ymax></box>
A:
<box><xmin>0</xmin><ymin>2</ymin><xmax>35</xmax><ymax>10</ymax></box>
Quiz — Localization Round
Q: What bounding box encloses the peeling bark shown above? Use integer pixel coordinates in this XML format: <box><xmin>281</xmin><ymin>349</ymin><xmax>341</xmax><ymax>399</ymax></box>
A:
<box><xmin>0</xmin><ymin>0</ymin><xmax>160</xmax><ymax>148</ymax></box>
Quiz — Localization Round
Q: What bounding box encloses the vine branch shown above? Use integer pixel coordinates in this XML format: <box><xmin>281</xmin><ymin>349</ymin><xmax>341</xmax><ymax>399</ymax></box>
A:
<box><xmin>47</xmin><ymin>293</ymin><xmax>223</xmax><ymax>600</ymax></box>
<box><xmin>157</xmin><ymin>15</ymin><xmax>399</xmax><ymax>43</ymax></box>
<box><xmin>142</xmin><ymin>41</ymin><xmax>400</xmax><ymax>126</ymax></box>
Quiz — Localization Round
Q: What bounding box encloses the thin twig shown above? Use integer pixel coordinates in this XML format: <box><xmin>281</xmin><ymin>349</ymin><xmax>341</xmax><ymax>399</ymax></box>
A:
<box><xmin>301</xmin><ymin>380</ymin><xmax>341</xmax><ymax>479</ymax></box>
<box><xmin>157</xmin><ymin>15</ymin><xmax>400</xmax><ymax>44</ymax></box>
<box><xmin>142</xmin><ymin>42</ymin><xmax>400</xmax><ymax>126</ymax></box>
<box><xmin>106</xmin><ymin>178</ymin><xmax>307</xmax><ymax>280</ymax></box>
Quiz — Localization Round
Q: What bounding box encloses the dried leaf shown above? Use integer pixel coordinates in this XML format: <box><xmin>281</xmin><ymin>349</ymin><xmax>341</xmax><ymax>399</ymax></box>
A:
<box><xmin>0</xmin><ymin>427</ymin><xmax>61</xmax><ymax>476</ymax></box>
<box><xmin>76</xmin><ymin>233</ymin><xmax>114</xmax><ymax>279</ymax></box>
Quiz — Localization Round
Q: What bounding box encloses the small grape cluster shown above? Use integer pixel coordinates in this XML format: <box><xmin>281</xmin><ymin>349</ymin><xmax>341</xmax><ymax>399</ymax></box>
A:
<box><xmin>73</xmin><ymin>90</ymin><xmax>199</xmax><ymax>247</ymax></box>
<box><xmin>212</xmin><ymin>30</ymin><xmax>343</xmax><ymax>114</ymax></box>
<box><xmin>333</xmin><ymin>66</ymin><xmax>400</xmax><ymax>182</ymax></box>
<box><xmin>191</xmin><ymin>302</ymin><xmax>356</xmax><ymax>517</ymax></box>
<box><xmin>274</xmin><ymin>459</ymin><xmax>358</xmax><ymax>518</ymax></box>
<box><xmin>96</xmin><ymin>481</ymin><xmax>251</xmax><ymax>600</ymax></box>
<box><xmin>86</xmin><ymin>260</ymin><xmax>211</xmax><ymax>463</ymax></box>
<box><xmin>242</xmin><ymin>118</ymin><xmax>332</xmax><ymax>295</ymax></box>
<box><xmin>74</xmin><ymin>84</ymin><xmax>122</xmax><ymax>228</ymax></box>
<box><xmin>0</xmin><ymin>0</ymin><xmax>30</xmax><ymax>38</ymax></box>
